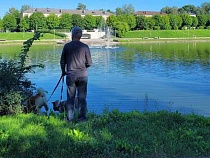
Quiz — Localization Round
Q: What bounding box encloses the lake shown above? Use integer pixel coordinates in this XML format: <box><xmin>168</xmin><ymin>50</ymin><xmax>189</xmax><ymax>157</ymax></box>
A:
<box><xmin>1</xmin><ymin>41</ymin><xmax>210</xmax><ymax>116</ymax></box>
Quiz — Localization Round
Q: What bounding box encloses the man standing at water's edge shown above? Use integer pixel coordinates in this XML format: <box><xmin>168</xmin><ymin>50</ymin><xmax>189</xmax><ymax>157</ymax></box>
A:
<box><xmin>60</xmin><ymin>26</ymin><xmax>92</xmax><ymax>122</ymax></box>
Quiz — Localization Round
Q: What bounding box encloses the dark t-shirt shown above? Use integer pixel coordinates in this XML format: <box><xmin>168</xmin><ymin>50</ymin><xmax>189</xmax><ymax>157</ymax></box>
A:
<box><xmin>60</xmin><ymin>41</ymin><xmax>92</xmax><ymax>77</ymax></box>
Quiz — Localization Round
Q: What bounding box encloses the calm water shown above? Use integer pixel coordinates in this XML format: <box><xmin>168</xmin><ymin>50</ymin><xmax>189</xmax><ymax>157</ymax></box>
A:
<box><xmin>1</xmin><ymin>42</ymin><xmax>210</xmax><ymax>116</ymax></box>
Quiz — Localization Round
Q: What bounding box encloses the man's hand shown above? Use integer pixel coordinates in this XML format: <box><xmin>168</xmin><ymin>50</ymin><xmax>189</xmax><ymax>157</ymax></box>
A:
<box><xmin>62</xmin><ymin>71</ymin><xmax>66</xmax><ymax>76</ymax></box>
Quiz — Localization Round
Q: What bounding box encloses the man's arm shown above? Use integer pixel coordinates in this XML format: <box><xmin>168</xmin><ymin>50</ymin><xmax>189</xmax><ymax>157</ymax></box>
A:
<box><xmin>60</xmin><ymin>47</ymin><xmax>66</xmax><ymax>76</ymax></box>
<box><xmin>85</xmin><ymin>46</ymin><xmax>92</xmax><ymax>68</ymax></box>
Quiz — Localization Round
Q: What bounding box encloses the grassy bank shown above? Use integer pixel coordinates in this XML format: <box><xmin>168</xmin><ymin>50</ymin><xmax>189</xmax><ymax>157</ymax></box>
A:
<box><xmin>1</xmin><ymin>110</ymin><xmax>210</xmax><ymax>157</ymax></box>
<box><xmin>0</xmin><ymin>32</ymin><xmax>64</xmax><ymax>41</ymax></box>
<box><xmin>1</xmin><ymin>30</ymin><xmax>210</xmax><ymax>42</ymax></box>
<box><xmin>123</xmin><ymin>29</ymin><xmax>210</xmax><ymax>38</ymax></box>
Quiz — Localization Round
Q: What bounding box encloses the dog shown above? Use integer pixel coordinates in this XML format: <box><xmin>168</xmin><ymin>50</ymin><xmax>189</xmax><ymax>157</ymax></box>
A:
<box><xmin>23</xmin><ymin>87</ymin><xmax>49</xmax><ymax>114</ymax></box>
<box><xmin>52</xmin><ymin>100</ymin><xmax>66</xmax><ymax>113</ymax></box>
<box><xmin>52</xmin><ymin>97</ymin><xmax>79</xmax><ymax>113</ymax></box>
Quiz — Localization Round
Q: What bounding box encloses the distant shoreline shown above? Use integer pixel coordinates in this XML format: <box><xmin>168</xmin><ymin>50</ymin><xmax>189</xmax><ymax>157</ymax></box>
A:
<box><xmin>1</xmin><ymin>37</ymin><xmax>210</xmax><ymax>46</ymax></box>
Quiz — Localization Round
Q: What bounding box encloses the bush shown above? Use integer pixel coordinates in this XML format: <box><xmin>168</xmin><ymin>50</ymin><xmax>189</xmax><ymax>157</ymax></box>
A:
<box><xmin>0</xmin><ymin>31</ymin><xmax>44</xmax><ymax>115</ymax></box>
<box><xmin>0</xmin><ymin>60</ymin><xmax>34</xmax><ymax>96</ymax></box>
<box><xmin>0</xmin><ymin>92</ymin><xmax>23</xmax><ymax>115</ymax></box>
<box><xmin>153</xmin><ymin>26</ymin><xmax>160</xmax><ymax>30</ymax></box>
<box><xmin>198</xmin><ymin>26</ymin><xmax>205</xmax><ymax>29</ymax></box>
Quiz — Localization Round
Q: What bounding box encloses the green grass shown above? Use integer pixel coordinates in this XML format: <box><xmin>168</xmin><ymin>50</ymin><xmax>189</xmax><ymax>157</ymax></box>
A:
<box><xmin>0</xmin><ymin>32</ymin><xmax>64</xmax><ymax>40</ymax></box>
<box><xmin>1</xmin><ymin>29</ymin><xmax>210</xmax><ymax>41</ymax></box>
<box><xmin>123</xmin><ymin>29</ymin><xmax>210</xmax><ymax>38</ymax></box>
<box><xmin>0</xmin><ymin>110</ymin><xmax>210</xmax><ymax>157</ymax></box>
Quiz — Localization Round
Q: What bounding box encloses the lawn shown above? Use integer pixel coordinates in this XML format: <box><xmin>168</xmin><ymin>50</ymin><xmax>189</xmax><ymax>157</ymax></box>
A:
<box><xmin>1</xmin><ymin>29</ymin><xmax>210</xmax><ymax>41</ymax></box>
<box><xmin>0</xmin><ymin>32</ymin><xmax>64</xmax><ymax>40</ymax></box>
<box><xmin>0</xmin><ymin>110</ymin><xmax>210</xmax><ymax>158</ymax></box>
<box><xmin>123</xmin><ymin>29</ymin><xmax>210</xmax><ymax>38</ymax></box>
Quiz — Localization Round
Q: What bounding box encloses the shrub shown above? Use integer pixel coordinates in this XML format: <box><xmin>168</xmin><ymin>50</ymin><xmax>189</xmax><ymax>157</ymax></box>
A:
<box><xmin>198</xmin><ymin>26</ymin><xmax>204</xmax><ymax>29</ymax></box>
<box><xmin>0</xmin><ymin>92</ymin><xmax>22</xmax><ymax>115</ymax></box>
<box><xmin>0</xmin><ymin>31</ymin><xmax>44</xmax><ymax>115</ymax></box>
<box><xmin>153</xmin><ymin>26</ymin><xmax>160</xmax><ymax>30</ymax></box>
<box><xmin>0</xmin><ymin>60</ymin><xmax>34</xmax><ymax>96</ymax></box>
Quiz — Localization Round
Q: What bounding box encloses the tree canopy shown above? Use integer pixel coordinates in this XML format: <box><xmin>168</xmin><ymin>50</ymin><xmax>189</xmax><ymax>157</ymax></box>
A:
<box><xmin>76</xmin><ymin>3</ymin><xmax>86</xmax><ymax>10</ymax></box>
<box><xmin>2</xmin><ymin>14</ymin><xmax>17</xmax><ymax>31</ymax></box>
<box><xmin>116</xmin><ymin>4</ymin><xmax>135</xmax><ymax>15</ymax></box>
<box><xmin>29</xmin><ymin>12</ymin><xmax>46</xmax><ymax>30</ymax></box>
<box><xmin>46</xmin><ymin>13</ymin><xmax>59</xmax><ymax>29</ymax></box>
<box><xmin>0</xmin><ymin>2</ymin><xmax>210</xmax><ymax>37</ymax></box>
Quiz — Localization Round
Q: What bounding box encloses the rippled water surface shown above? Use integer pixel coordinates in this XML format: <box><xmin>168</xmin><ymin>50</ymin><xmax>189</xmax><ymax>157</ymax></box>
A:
<box><xmin>2</xmin><ymin>42</ymin><xmax>210</xmax><ymax>116</ymax></box>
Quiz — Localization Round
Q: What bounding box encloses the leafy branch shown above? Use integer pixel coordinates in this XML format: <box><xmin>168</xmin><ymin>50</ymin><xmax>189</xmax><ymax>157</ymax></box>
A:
<box><xmin>0</xmin><ymin>31</ymin><xmax>45</xmax><ymax>97</ymax></box>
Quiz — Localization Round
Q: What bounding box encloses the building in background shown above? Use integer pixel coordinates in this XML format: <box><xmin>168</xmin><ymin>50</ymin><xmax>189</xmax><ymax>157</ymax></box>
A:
<box><xmin>22</xmin><ymin>8</ymin><xmax>113</xmax><ymax>20</ymax></box>
<box><xmin>134</xmin><ymin>11</ymin><xmax>166</xmax><ymax>17</ymax></box>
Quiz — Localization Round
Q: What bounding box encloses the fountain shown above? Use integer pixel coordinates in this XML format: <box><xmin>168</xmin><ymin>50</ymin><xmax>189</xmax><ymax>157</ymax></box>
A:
<box><xmin>105</xmin><ymin>27</ymin><xmax>119</xmax><ymax>49</ymax></box>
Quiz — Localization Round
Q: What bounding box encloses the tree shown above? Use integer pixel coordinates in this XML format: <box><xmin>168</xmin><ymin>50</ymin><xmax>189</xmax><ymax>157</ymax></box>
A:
<box><xmin>178</xmin><ymin>8</ymin><xmax>185</xmax><ymax>14</ymax></box>
<box><xmin>59</xmin><ymin>13</ymin><xmax>72</xmax><ymax>29</ymax></box>
<box><xmin>77</xmin><ymin>3</ymin><xmax>86</xmax><ymax>10</ymax></box>
<box><xmin>196</xmin><ymin>7</ymin><xmax>207</xmax><ymax>15</ymax></box>
<box><xmin>113</xmin><ymin>21</ymin><xmax>129</xmax><ymax>37</ymax></box>
<box><xmin>106</xmin><ymin>15</ymin><xmax>118</xmax><ymax>27</ymax></box>
<box><xmin>20</xmin><ymin>5</ymin><xmax>30</xmax><ymax>13</ymax></box>
<box><xmin>181</xmin><ymin>5</ymin><xmax>197</xmax><ymax>14</ymax></box>
<box><xmin>162</xmin><ymin>15</ymin><xmax>171</xmax><ymax>30</ymax></box>
<box><xmin>19</xmin><ymin>16</ymin><xmax>29</xmax><ymax>31</ymax></box>
<box><xmin>152</xmin><ymin>14</ymin><xmax>164</xmax><ymax>30</ymax></box>
<box><xmin>176</xmin><ymin>15</ymin><xmax>183</xmax><ymax>29</ymax></box>
<box><xmin>95</xmin><ymin>16</ymin><xmax>105</xmax><ymax>29</ymax></box>
<box><xmin>8</xmin><ymin>7</ymin><xmax>20</xmax><ymax>31</ymax></box>
<box><xmin>9</xmin><ymin>7</ymin><xmax>20</xmax><ymax>17</ymax></box>
<box><xmin>207</xmin><ymin>16</ymin><xmax>210</xmax><ymax>27</ymax></box>
<box><xmin>116</xmin><ymin>4</ymin><xmax>135</xmax><ymax>15</ymax></box>
<box><xmin>161</xmin><ymin>6</ymin><xmax>179</xmax><ymax>14</ymax></box>
<box><xmin>0</xmin><ymin>19</ymin><xmax>3</xmax><ymax>30</ymax></box>
<box><xmin>135</xmin><ymin>15</ymin><xmax>149</xmax><ymax>30</ymax></box>
<box><xmin>169</xmin><ymin>14</ymin><xmax>181</xmax><ymax>30</ymax></box>
<box><xmin>72</xmin><ymin>14</ymin><xmax>84</xmax><ymax>29</ymax></box>
<box><xmin>116</xmin><ymin>8</ymin><xmax>123</xmax><ymax>16</ymax></box>
<box><xmin>148</xmin><ymin>17</ymin><xmax>155</xmax><ymax>30</ymax></box>
<box><xmin>161</xmin><ymin>6</ymin><xmax>171</xmax><ymax>14</ymax></box>
<box><xmin>201</xmin><ymin>2</ymin><xmax>210</xmax><ymax>14</ymax></box>
<box><xmin>170</xmin><ymin>6</ymin><xmax>179</xmax><ymax>14</ymax></box>
<box><xmin>191</xmin><ymin>17</ymin><xmax>198</xmax><ymax>28</ymax></box>
<box><xmin>122</xmin><ymin>4</ymin><xmax>135</xmax><ymax>15</ymax></box>
<box><xmin>83</xmin><ymin>15</ymin><xmax>96</xmax><ymax>30</ymax></box>
<box><xmin>116</xmin><ymin>15</ymin><xmax>127</xmax><ymax>23</ymax></box>
<box><xmin>197</xmin><ymin>14</ymin><xmax>208</xmax><ymax>27</ymax></box>
<box><xmin>181</xmin><ymin>14</ymin><xmax>192</xmax><ymax>28</ymax></box>
<box><xmin>29</xmin><ymin>12</ymin><xmax>46</xmax><ymax>30</ymax></box>
<box><xmin>117</xmin><ymin>14</ymin><xmax>136</xmax><ymax>30</ymax></box>
<box><xmin>2</xmin><ymin>14</ymin><xmax>17</xmax><ymax>31</ymax></box>
<box><xmin>126</xmin><ymin>15</ymin><xmax>136</xmax><ymax>30</ymax></box>
<box><xmin>46</xmin><ymin>13</ymin><xmax>59</xmax><ymax>29</ymax></box>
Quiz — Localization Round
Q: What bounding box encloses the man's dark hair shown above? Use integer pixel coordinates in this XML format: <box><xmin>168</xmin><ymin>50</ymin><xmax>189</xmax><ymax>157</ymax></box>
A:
<box><xmin>71</xmin><ymin>26</ymin><xmax>82</xmax><ymax>37</ymax></box>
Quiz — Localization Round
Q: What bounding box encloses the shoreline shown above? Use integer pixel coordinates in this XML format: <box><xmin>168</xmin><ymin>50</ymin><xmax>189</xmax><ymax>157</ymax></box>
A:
<box><xmin>1</xmin><ymin>37</ymin><xmax>210</xmax><ymax>46</ymax></box>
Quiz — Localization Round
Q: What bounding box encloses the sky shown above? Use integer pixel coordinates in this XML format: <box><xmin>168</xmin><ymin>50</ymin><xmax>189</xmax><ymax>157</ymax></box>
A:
<box><xmin>0</xmin><ymin>0</ymin><xmax>208</xmax><ymax>18</ymax></box>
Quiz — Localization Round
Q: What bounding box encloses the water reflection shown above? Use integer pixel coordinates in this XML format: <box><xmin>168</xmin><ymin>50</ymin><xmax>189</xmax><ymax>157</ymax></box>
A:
<box><xmin>1</xmin><ymin>42</ymin><xmax>210</xmax><ymax>116</ymax></box>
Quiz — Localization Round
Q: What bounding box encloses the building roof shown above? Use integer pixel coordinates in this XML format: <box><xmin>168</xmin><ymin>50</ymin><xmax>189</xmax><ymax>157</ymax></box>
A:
<box><xmin>23</xmin><ymin>8</ymin><xmax>113</xmax><ymax>16</ymax></box>
<box><xmin>134</xmin><ymin>11</ymin><xmax>166</xmax><ymax>16</ymax></box>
